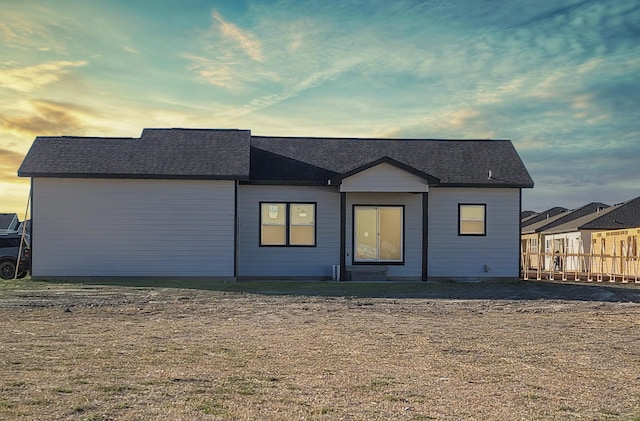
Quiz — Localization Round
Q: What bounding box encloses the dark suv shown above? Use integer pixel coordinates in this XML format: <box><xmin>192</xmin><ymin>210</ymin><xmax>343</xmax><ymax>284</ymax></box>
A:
<box><xmin>0</xmin><ymin>233</ymin><xmax>30</xmax><ymax>279</ymax></box>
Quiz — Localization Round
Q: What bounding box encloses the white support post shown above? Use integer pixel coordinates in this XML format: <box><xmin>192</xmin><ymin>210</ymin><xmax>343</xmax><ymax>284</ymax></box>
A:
<box><xmin>587</xmin><ymin>240</ymin><xmax>596</xmax><ymax>282</ymax></box>
<box><xmin>562</xmin><ymin>241</ymin><xmax>568</xmax><ymax>281</ymax></box>
<box><xmin>597</xmin><ymin>240</ymin><xmax>604</xmax><ymax>282</ymax></box>
<box><xmin>622</xmin><ymin>237</ymin><xmax>629</xmax><ymax>283</ymax></box>
<box><xmin>609</xmin><ymin>241</ymin><xmax>616</xmax><ymax>283</ymax></box>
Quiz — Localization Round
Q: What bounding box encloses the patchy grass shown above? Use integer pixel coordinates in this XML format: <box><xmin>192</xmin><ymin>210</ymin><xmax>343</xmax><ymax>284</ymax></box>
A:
<box><xmin>0</xmin><ymin>279</ymin><xmax>639</xmax><ymax>419</ymax></box>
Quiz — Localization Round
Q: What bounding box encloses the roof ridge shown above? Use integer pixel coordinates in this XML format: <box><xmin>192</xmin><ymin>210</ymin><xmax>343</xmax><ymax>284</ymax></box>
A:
<box><xmin>142</xmin><ymin>127</ymin><xmax>249</xmax><ymax>133</ymax></box>
<box><xmin>252</xmin><ymin>135</ymin><xmax>508</xmax><ymax>142</ymax></box>
<box><xmin>35</xmin><ymin>136</ymin><xmax>139</xmax><ymax>140</ymax></box>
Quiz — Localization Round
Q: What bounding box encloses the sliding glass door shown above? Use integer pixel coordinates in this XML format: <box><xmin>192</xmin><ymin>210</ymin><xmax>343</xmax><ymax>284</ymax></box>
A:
<box><xmin>354</xmin><ymin>206</ymin><xmax>403</xmax><ymax>263</ymax></box>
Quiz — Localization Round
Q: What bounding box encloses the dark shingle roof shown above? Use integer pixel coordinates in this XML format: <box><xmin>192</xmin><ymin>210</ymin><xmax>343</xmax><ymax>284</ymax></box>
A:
<box><xmin>250</xmin><ymin>136</ymin><xmax>533</xmax><ymax>187</ymax></box>
<box><xmin>543</xmin><ymin>197</ymin><xmax>640</xmax><ymax>234</ymax></box>
<box><xmin>18</xmin><ymin>129</ymin><xmax>251</xmax><ymax>180</ymax></box>
<box><xmin>0</xmin><ymin>213</ymin><xmax>18</xmax><ymax>230</ymax></box>
<box><xmin>521</xmin><ymin>207</ymin><xmax>569</xmax><ymax>228</ymax></box>
<box><xmin>521</xmin><ymin>202</ymin><xmax>610</xmax><ymax>234</ymax></box>
<box><xmin>521</xmin><ymin>211</ymin><xmax>568</xmax><ymax>235</ymax></box>
<box><xmin>18</xmin><ymin>129</ymin><xmax>533</xmax><ymax>187</ymax></box>
<box><xmin>578</xmin><ymin>196</ymin><xmax>640</xmax><ymax>230</ymax></box>
<box><xmin>521</xmin><ymin>210</ymin><xmax>537</xmax><ymax>220</ymax></box>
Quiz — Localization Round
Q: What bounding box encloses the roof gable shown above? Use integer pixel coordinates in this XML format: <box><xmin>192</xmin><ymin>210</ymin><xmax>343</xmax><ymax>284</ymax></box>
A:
<box><xmin>330</xmin><ymin>156</ymin><xmax>440</xmax><ymax>186</ymax></box>
<box><xmin>336</xmin><ymin>159</ymin><xmax>434</xmax><ymax>192</ymax></box>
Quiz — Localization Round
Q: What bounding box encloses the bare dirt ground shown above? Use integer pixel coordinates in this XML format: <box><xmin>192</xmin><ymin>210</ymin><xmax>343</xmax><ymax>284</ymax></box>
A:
<box><xmin>1</xmin><ymin>279</ymin><xmax>639</xmax><ymax>420</ymax></box>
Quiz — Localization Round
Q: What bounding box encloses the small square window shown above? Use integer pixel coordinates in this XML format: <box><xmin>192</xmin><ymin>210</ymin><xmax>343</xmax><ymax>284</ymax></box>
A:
<box><xmin>459</xmin><ymin>204</ymin><xmax>486</xmax><ymax>236</ymax></box>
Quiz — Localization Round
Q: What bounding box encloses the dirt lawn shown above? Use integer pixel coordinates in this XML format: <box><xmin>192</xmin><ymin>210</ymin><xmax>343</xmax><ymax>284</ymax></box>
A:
<box><xmin>1</xmin><ymin>279</ymin><xmax>639</xmax><ymax>420</ymax></box>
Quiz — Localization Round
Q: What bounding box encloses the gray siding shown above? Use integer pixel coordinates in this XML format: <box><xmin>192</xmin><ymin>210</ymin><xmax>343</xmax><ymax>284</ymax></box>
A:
<box><xmin>340</xmin><ymin>163</ymin><xmax>428</xmax><ymax>192</ymax></box>
<box><xmin>32</xmin><ymin>178</ymin><xmax>235</xmax><ymax>277</ymax></box>
<box><xmin>428</xmin><ymin>188</ymin><xmax>520</xmax><ymax>278</ymax></box>
<box><xmin>237</xmin><ymin>185</ymin><xmax>340</xmax><ymax>277</ymax></box>
<box><xmin>346</xmin><ymin>192</ymin><xmax>423</xmax><ymax>279</ymax></box>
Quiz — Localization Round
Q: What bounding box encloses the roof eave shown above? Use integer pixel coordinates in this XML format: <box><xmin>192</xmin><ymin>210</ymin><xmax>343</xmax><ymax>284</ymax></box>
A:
<box><xmin>432</xmin><ymin>182</ymin><xmax>534</xmax><ymax>188</ymax></box>
<box><xmin>18</xmin><ymin>172</ymin><xmax>249</xmax><ymax>181</ymax></box>
<box><xmin>240</xmin><ymin>180</ymin><xmax>328</xmax><ymax>186</ymax></box>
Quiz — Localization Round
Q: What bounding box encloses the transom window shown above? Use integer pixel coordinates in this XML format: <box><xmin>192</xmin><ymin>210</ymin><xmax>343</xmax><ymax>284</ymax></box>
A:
<box><xmin>459</xmin><ymin>204</ymin><xmax>486</xmax><ymax>236</ymax></box>
<box><xmin>260</xmin><ymin>202</ymin><xmax>316</xmax><ymax>246</ymax></box>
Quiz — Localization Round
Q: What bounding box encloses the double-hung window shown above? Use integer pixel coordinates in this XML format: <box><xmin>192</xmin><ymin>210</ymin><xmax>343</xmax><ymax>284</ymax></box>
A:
<box><xmin>459</xmin><ymin>204</ymin><xmax>486</xmax><ymax>236</ymax></box>
<box><xmin>260</xmin><ymin>202</ymin><xmax>316</xmax><ymax>246</ymax></box>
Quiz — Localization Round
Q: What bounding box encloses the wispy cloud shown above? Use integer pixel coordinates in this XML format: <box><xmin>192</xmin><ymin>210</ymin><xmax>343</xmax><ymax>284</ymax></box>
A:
<box><xmin>123</xmin><ymin>46</ymin><xmax>140</xmax><ymax>54</ymax></box>
<box><xmin>0</xmin><ymin>99</ymin><xmax>93</xmax><ymax>136</ymax></box>
<box><xmin>211</xmin><ymin>11</ymin><xmax>264</xmax><ymax>62</ymax></box>
<box><xmin>234</xmin><ymin>57</ymin><xmax>362</xmax><ymax>117</ymax></box>
<box><xmin>183</xmin><ymin>11</ymin><xmax>270</xmax><ymax>89</ymax></box>
<box><xmin>0</xmin><ymin>148</ymin><xmax>25</xmax><ymax>181</ymax></box>
<box><xmin>182</xmin><ymin>54</ymin><xmax>241</xmax><ymax>90</ymax></box>
<box><xmin>0</xmin><ymin>61</ymin><xmax>87</xmax><ymax>92</ymax></box>
<box><xmin>0</xmin><ymin>6</ymin><xmax>76</xmax><ymax>52</ymax></box>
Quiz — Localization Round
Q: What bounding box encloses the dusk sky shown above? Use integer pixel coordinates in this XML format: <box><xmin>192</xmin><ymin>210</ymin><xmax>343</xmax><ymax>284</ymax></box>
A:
<box><xmin>1</xmin><ymin>0</ymin><xmax>639</xmax><ymax>216</ymax></box>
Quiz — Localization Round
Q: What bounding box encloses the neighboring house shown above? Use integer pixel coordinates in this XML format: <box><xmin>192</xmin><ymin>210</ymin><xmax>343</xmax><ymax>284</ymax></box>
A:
<box><xmin>591</xmin><ymin>227</ymin><xmax>640</xmax><ymax>278</ymax></box>
<box><xmin>521</xmin><ymin>202</ymin><xmax>609</xmax><ymax>269</ymax></box>
<box><xmin>18</xmin><ymin>128</ymin><xmax>534</xmax><ymax>281</ymax></box>
<box><xmin>0</xmin><ymin>213</ymin><xmax>19</xmax><ymax>234</ymax></box>
<box><xmin>541</xmin><ymin>196</ymin><xmax>640</xmax><ymax>272</ymax></box>
<box><xmin>521</xmin><ymin>206</ymin><xmax>568</xmax><ymax>229</ymax></box>
<box><xmin>521</xmin><ymin>210</ymin><xmax>537</xmax><ymax>220</ymax></box>
<box><xmin>521</xmin><ymin>212</ymin><xmax>567</xmax><ymax>270</ymax></box>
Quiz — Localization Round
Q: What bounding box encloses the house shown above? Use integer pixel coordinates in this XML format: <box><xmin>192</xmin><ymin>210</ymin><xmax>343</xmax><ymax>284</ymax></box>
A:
<box><xmin>540</xmin><ymin>196</ymin><xmax>640</xmax><ymax>272</ymax></box>
<box><xmin>521</xmin><ymin>210</ymin><xmax>537</xmax><ymax>220</ymax></box>
<box><xmin>520</xmin><ymin>202</ymin><xmax>609</xmax><ymax>269</ymax></box>
<box><xmin>0</xmin><ymin>213</ymin><xmax>19</xmax><ymax>234</ymax></box>
<box><xmin>590</xmin><ymin>227</ymin><xmax>640</xmax><ymax>278</ymax></box>
<box><xmin>520</xmin><ymin>206</ymin><xmax>568</xmax><ymax>229</ymax></box>
<box><xmin>18</xmin><ymin>128</ymin><xmax>534</xmax><ymax>281</ymax></box>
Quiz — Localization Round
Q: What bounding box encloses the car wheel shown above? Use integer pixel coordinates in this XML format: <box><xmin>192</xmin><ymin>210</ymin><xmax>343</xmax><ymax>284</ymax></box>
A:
<box><xmin>0</xmin><ymin>261</ymin><xmax>16</xmax><ymax>280</ymax></box>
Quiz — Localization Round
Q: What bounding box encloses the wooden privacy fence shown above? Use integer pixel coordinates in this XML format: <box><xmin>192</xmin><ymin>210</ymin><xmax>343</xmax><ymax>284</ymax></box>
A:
<box><xmin>521</xmin><ymin>236</ymin><xmax>640</xmax><ymax>283</ymax></box>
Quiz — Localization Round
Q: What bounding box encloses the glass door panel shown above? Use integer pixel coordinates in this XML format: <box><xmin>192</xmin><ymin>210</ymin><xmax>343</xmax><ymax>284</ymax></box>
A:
<box><xmin>379</xmin><ymin>207</ymin><xmax>402</xmax><ymax>261</ymax></box>
<box><xmin>355</xmin><ymin>208</ymin><xmax>378</xmax><ymax>261</ymax></box>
